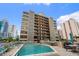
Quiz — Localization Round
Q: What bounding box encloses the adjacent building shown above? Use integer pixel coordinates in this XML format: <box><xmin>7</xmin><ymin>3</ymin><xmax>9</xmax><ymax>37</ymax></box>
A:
<box><xmin>0</xmin><ymin>20</ymin><xmax>9</xmax><ymax>38</ymax></box>
<box><xmin>0</xmin><ymin>21</ymin><xmax>4</xmax><ymax>37</ymax></box>
<box><xmin>61</xmin><ymin>18</ymin><xmax>79</xmax><ymax>42</ymax></box>
<box><xmin>8</xmin><ymin>25</ymin><xmax>17</xmax><ymax>38</ymax></box>
<box><xmin>0</xmin><ymin>19</ymin><xmax>17</xmax><ymax>39</ymax></box>
<box><xmin>20</xmin><ymin>11</ymin><xmax>59</xmax><ymax>42</ymax></box>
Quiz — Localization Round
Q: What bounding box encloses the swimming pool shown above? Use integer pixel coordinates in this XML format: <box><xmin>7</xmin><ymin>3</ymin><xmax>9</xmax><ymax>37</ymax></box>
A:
<box><xmin>15</xmin><ymin>43</ymin><xmax>55</xmax><ymax>56</ymax></box>
<box><xmin>0</xmin><ymin>47</ymin><xmax>7</xmax><ymax>55</ymax></box>
<box><xmin>0</xmin><ymin>47</ymin><xmax>5</xmax><ymax>52</ymax></box>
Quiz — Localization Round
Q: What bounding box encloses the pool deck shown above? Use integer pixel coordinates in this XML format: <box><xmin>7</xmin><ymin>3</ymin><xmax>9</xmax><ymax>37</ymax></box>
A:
<box><xmin>1</xmin><ymin>43</ymin><xmax>79</xmax><ymax>56</ymax></box>
<box><xmin>2</xmin><ymin>44</ymin><xmax>23</xmax><ymax>56</ymax></box>
<box><xmin>53</xmin><ymin>46</ymin><xmax>79</xmax><ymax>56</ymax></box>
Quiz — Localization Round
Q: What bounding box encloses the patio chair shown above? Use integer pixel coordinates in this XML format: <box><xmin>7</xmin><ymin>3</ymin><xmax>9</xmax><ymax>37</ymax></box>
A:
<box><xmin>75</xmin><ymin>44</ymin><xmax>79</xmax><ymax>52</ymax></box>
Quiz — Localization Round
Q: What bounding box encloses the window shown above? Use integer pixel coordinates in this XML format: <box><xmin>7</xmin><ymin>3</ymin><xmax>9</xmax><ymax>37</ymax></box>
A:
<box><xmin>20</xmin><ymin>35</ymin><xmax>27</xmax><ymax>38</ymax></box>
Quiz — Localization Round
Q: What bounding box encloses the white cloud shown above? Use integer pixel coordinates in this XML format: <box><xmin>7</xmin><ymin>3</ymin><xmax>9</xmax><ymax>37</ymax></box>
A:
<box><xmin>57</xmin><ymin>11</ymin><xmax>79</xmax><ymax>29</ymax></box>
<box><xmin>23</xmin><ymin>3</ymin><xmax>51</xmax><ymax>6</ymax></box>
<box><xmin>43</xmin><ymin>3</ymin><xmax>51</xmax><ymax>6</ymax></box>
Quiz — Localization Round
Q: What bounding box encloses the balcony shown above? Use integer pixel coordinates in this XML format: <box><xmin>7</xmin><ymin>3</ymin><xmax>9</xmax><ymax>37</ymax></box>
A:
<box><xmin>44</xmin><ymin>35</ymin><xmax>50</xmax><ymax>37</ymax></box>
<box><xmin>23</xmin><ymin>14</ymin><xmax>29</xmax><ymax>18</ymax></box>
<box><xmin>21</xmin><ymin>31</ymin><xmax>27</xmax><ymax>34</ymax></box>
<box><xmin>20</xmin><ymin>35</ymin><xmax>27</xmax><ymax>38</ymax></box>
<box><xmin>34</xmin><ymin>19</ymin><xmax>38</xmax><ymax>22</ymax></box>
<box><xmin>34</xmin><ymin>30</ymin><xmax>38</xmax><ymax>33</ymax></box>
<box><xmin>34</xmin><ymin>25</ymin><xmax>38</xmax><ymax>28</ymax></box>
<box><xmin>34</xmin><ymin>23</ymin><xmax>38</xmax><ymax>26</ymax></box>
<box><xmin>34</xmin><ymin>36</ymin><xmax>38</xmax><ymax>39</ymax></box>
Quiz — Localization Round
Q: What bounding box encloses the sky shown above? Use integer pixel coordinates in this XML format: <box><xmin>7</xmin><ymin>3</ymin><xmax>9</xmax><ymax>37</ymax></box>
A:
<box><xmin>0</xmin><ymin>3</ymin><xmax>79</xmax><ymax>34</ymax></box>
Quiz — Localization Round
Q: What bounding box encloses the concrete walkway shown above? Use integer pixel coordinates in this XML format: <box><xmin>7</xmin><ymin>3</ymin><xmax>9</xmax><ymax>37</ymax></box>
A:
<box><xmin>53</xmin><ymin>46</ymin><xmax>79</xmax><ymax>56</ymax></box>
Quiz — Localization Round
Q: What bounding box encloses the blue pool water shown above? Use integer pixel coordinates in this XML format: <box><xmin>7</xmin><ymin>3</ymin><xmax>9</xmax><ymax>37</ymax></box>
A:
<box><xmin>0</xmin><ymin>47</ymin><xmax>5</xmax><ymax>52</ymax></box>
<box><xmin>16</xmin><ymin>43</ymin><xmax>54</xmax><ymax>56</ymax></box>
<box><xmin>0</xmin><ymin>47</ymin><xmax>7</xmax><ymax>55</ymax></box>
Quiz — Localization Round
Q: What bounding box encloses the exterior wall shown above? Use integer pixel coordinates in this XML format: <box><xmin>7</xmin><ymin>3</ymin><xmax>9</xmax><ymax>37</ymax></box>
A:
<box><xmin>0</xmin><ymin>21</ymin><xmax>4</xmax><ymax>37</ymax></box>
<box><xmin>69</xmin><ymin>19</ymin><xmax>79</xmax><ymax>36</ymax></box>
<box><xmin>0</xmin><ymin>21</ymin><xmax>3</xmax><ymax>37</ymax></box>
<box><xmin>20</xmin><ymin>12</ymin><xmax>29</xmax><ymax>41</ymax></box>
<box><xmin>65</xmin><ymin>21</ymin><xmax>71</xmax><ymax>40</ymax></box>
<box><xmin>49</xmin><ymin>17</ymin><xmax>58</xmax><ymax>41</ymax></box>
<box><xmin>20</xmin><ymin>11</ymin><xmax>34</xmax><ymax>41</ymax></box>
<box><xmin>0</xmin><ymin>21</ymin><xmax>3</xmax><ymax>31</ymax></box>
<box><xmin>61</xmin><ymin>24</ymin><xmax>66</xmax><ymax>39</ymax></box>
<box><xmin>27</xmin><ymin>11</ymin><xmax>34</xmax><ymax>41</ymax></box>
<box><xmin>8</xmin><ymin>25</ymin><xmax>13</xmax><ymax>37</ymax></box>
<box><xmin>76</xmin><ymin>22</ymin><xmax>79</xmax><ymax>36</ymax></box>
<box><xmin>58</xmin><ymin>29</ymin><xmax>63</xmax><ymax>39</ymax></box>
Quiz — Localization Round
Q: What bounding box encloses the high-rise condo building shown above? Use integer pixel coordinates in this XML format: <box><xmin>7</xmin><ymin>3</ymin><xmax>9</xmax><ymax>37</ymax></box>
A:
<box><xmin>8</xmin><ymin>25</ymin><xmax>17</xmax><ymax>38</ymax></box>
<box><xmin>0</xmin><ymin>19</ymin><xmax>17</xmax><ymax>39</ymax></box>
<box><xmin>61</xmin><ymin>18</ymin><xmax>79</xmax><ymax>42</ymax></box>
<box><xmin>0</xmin><ymin>21</ymin><xmax>4</xmax><ymax>37</ymax></box>
<box><xmin>20</xmin><ymin>11</ymin><xmax>58</xmax><ymax>42</ymax></box>
<box><xmin>0</xmin><ymin>20</ymin><xmax>9</xmax><ymax>38</ymax></box>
